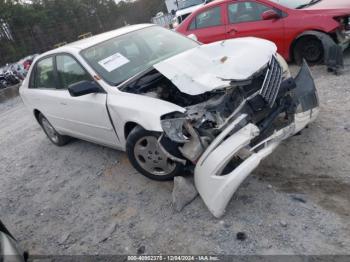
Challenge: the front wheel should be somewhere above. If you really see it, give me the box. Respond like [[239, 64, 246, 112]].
[[126, 126, 183, 181]]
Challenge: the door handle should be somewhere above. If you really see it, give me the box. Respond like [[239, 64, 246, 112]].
[[227, 28, 238, 34], [60, 102, 67, 106]]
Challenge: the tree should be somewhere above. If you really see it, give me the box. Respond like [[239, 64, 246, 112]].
[[0, 0, 166, 65]]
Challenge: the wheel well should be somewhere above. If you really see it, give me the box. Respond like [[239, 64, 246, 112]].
[[290, 31, 327, 62], [33, 109, 41, 123], [124, 122, 139, 140]]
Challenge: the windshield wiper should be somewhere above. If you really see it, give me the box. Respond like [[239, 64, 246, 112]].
[[296, 0, 321, 9]]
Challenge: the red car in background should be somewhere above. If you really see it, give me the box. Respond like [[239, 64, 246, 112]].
[[176, 0, 350, 64]]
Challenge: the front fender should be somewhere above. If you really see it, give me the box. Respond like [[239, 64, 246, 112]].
[[107, 92, 185, 147]]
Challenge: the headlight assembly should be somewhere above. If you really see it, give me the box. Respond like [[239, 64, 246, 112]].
[[161, 118, 189, 143], [276, 53, 291, 79]]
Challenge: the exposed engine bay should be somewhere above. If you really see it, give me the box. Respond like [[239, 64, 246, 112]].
[[121, 40, 319, 218], [122, 55, 298, 165], [121, 68, 219, 107]]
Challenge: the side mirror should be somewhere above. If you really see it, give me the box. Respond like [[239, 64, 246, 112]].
[[262, 10, 280, 20], [188, 34, 198, 41], [68, 81, 100, 97]]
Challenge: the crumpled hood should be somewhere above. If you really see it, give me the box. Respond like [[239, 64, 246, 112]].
[[153, 37, 277, 96]]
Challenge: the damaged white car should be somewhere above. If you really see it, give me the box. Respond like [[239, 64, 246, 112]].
[[20, 24, 319, 217]]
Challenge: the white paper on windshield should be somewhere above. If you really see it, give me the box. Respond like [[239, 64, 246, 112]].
[[98, 53, 130, 72]]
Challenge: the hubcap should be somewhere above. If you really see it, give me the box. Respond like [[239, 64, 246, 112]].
[[134, 136, 176, 176], [302, 42, 322, 62], [42, 118, 59, 143]]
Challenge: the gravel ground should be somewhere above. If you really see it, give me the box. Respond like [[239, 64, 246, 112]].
[[1, 51, 350, 255]]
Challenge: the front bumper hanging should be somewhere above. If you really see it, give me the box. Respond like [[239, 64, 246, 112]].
[[194, 61, 320, 218]]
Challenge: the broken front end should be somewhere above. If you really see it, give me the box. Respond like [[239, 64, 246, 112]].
[[159, 57, 319, 218]]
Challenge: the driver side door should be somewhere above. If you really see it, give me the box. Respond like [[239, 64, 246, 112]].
[[53, 54, 120, 147]]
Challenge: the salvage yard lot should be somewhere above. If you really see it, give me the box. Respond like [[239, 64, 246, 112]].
[[1, 51, 350, 255]]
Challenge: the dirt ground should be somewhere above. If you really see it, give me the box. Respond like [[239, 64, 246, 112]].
[[1, 51, 350, 255]]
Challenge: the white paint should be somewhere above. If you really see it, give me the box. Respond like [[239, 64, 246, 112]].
[[0, 232, 24, 259], [19, 24, 186, 151], [19, 25, 319, 219], [194, 108, 319, 218], [154, 37, 277, 95]]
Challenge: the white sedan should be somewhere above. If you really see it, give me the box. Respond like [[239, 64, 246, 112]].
[[20, 24, 319, 217]]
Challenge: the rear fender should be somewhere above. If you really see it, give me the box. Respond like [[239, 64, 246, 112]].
[[296, 31, 344, 72]]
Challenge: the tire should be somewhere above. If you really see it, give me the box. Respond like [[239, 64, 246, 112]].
[[294, 36, 324, 65], [126, 126, 183, 181], [38, 113, 70, 146]]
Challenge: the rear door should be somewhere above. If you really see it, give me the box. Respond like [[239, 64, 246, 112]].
[[186, 4, 227, 43], [25, 54, 119, 147], [24, 56, 61, 126], [224, 0, 285, 53]]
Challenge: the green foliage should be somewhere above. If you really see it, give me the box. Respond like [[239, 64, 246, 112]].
[[0, 0, 167, 65]]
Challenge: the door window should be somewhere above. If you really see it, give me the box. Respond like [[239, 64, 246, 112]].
[[56, 55, 92, 89], [189, 6, 222, 29], [228, 2, 270, 24], [33, 57, 56, 89]]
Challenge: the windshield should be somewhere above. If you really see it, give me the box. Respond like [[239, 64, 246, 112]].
[[81, 26, 198, 86], [177, 0, 204, 10], [269, 0, 321, 9]]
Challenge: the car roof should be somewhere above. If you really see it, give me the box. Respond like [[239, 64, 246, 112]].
[[205, 0, 225, 6], [40, 24, 154, 57], [200, 0, 275, 9]]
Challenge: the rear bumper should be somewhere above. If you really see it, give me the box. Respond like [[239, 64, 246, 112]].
[[194, 62, 320, 218]]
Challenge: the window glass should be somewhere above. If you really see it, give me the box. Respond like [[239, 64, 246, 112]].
[[81, 26, 198, 86], [121, 42, 141, 57], [194, 6, 222, 29], [228, 2, 270, 24], [189, 19, 196, 30], [29, 69, 35, 88], [56, 55, 92, 89], [34, 57, 56, 89]]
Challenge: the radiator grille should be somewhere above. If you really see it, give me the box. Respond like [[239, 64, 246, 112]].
[[259, 56, 283, 107]]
